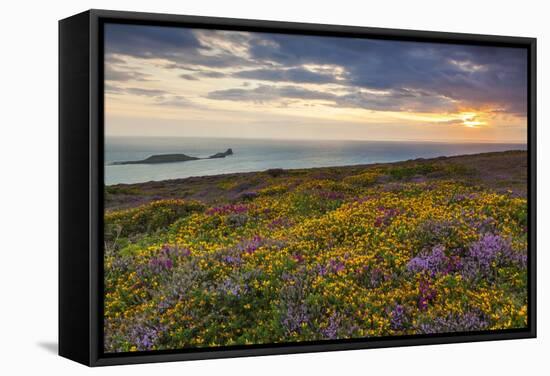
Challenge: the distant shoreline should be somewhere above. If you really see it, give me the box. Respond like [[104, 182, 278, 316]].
[[105, 135, 527, 146], [105, 149, 526, 189]]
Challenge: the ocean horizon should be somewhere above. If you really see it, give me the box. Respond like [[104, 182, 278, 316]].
[[104, 137, 526, 185]]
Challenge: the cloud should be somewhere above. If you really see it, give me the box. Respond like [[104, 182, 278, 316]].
[[104, 83, 125, 94], [200, 71, 227, 78], [105, 24, 254, 68], [233, 67, 339, 84], [104, 23, 203, 59], [179, 74, 199, 81], [164, 63, 202, 71], [106, 83, 195, 108], [435, 118, 466, 125], [105, 23, 528, 117], [125, 87, 170, 97], [244, 34, 527, 115], [206, 84, 456, 112], [105, 65, 151, 82], [105, 84, 168, 98], [178, 70, 227, 81], [105, 54, 127, 64], [207, 85, 330, 103], [155, 95, 194, 107]]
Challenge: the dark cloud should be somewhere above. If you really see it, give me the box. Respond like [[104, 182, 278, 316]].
[[180, 74, 199, 81], [179, 70, 227, 81], [105, 24, 203, 58], [200, 71, 227, 78], [234, 67, 339, 84], [125, 87, 170, 97]]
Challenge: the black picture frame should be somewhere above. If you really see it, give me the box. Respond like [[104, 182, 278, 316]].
[[59, 9, 537, 367]]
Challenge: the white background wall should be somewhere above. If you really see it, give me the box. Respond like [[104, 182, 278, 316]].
[[1, 0, 547, 374]]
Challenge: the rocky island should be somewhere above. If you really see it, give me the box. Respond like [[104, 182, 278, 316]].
[[112, 148, 233, 165], [208, 148, 233, 159]]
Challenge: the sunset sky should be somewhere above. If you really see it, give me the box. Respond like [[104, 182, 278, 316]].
[[104, 23, 527, 143]]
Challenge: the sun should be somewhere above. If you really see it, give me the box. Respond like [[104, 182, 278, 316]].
[[459, 112, 486, 128], [463, 119, 485, 128]]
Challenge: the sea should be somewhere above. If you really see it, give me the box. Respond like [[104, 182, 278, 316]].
[[104, 137, 526, 185]]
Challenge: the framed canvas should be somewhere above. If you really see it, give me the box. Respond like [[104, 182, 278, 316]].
[[59, 9, 537, 366]]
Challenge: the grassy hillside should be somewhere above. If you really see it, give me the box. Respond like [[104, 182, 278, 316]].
[[103, 150, 528, 352]]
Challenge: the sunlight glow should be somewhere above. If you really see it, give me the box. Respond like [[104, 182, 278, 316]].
[[459, 112, 487, 128]]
